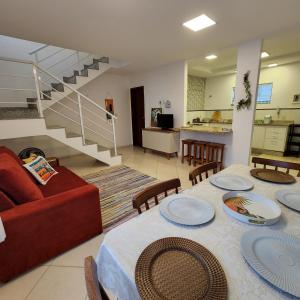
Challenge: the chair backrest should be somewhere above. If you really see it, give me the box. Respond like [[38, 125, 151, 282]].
[[84, 256, 109, 300], [252, 157, 300, 177], [132, 178, 181, 214], [189, 162, 219, 186]]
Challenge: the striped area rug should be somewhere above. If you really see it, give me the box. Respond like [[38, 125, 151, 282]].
[[84, 165, 159, 231]]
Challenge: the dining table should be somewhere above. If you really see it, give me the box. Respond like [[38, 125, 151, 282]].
[[95, 164, 300, 300]]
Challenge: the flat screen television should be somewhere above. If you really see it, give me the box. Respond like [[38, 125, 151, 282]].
[[157, 114, 174, 129]]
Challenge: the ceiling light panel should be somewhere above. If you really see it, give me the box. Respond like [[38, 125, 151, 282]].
[[261, 52, 270, 58], [268, 63, 278, 67], [205, 54, 218, 60], [183, 14, 216, 32]]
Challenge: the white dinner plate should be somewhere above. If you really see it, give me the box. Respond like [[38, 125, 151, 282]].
[[159, 194, 215, 225], [223, 191, 281, 225], [241, 229, 300, 298], [209, 174, 254, 191], [276, 189, 300, 212]]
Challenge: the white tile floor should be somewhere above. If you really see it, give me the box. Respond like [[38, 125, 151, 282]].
[[1, 146, 299, 300]]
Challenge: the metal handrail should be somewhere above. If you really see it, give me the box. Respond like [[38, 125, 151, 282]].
[[37, 48, 66, 64], [29, 44, 48, 55], [36, 64, 116, 119], [0, 74, 33, 79], [56, 53, 91, 76], [0, 56, 33, 65], [0, 56, 117, 155], [40, 81, 113, 138], [0, 87, 35, 92], [46, 107, 114, 143], [46, 51, 77, 70]]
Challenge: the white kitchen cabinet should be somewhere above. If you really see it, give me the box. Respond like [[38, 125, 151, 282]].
[[252, 125, 288, 152], [264, 126, 288, 152], [252, 126, 266, 149]]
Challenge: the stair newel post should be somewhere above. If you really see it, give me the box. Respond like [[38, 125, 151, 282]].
[[77, 94, 86, 145], [112, 117, 117, 156], [32, 65, 44, 118]]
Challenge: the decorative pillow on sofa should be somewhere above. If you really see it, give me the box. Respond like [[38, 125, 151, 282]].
[[0, 153, 43, 204], [23, 156, 58, 185]]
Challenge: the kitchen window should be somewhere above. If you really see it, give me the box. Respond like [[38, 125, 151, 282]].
[[231, 83, 273, 104]]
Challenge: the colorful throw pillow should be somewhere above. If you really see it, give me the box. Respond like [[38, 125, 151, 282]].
[[0, 153, 43, 204], [23, 156, 58, 185]]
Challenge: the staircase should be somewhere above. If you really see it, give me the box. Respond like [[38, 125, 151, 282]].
[[0, 45, 122, 166]]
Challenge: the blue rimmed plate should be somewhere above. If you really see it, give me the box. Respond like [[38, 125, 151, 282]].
[[159, 194, 214, 225], [241, 229, 300, 298], [209, 174, 254, 191], [276, 189, 300, 212]]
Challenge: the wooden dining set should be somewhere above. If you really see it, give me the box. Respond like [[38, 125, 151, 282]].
[[84, 156, 300, 300], [181, 138, 225, 169]]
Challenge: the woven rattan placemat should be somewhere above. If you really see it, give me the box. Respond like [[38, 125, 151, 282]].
[[250, 168, 296, 184], [135, 237, 227, 300]]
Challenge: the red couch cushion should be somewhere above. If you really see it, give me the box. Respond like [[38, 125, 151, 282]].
[[0, 146, 23, 166], [0, 190, 15, 212], [39, 166, 87, 197], [0, 153, 43, 204]]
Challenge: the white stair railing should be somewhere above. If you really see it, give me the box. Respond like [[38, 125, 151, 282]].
[[29, 44, 96, 82], [0, 56, 117, 156]]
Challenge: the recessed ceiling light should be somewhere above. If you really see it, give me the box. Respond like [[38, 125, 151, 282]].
[[261, 52, 270, 58], [183, 14, 216, 32], [205, 54, 218, 60], [268, 63, 278, 67]]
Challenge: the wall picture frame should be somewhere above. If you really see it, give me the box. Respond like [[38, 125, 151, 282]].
[[151, 107, 162, 127], [105, 98, 114, 119]]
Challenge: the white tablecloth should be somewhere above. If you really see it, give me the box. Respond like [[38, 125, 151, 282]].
[[0, 217, 6, 243], [96, 164, 300, 300]]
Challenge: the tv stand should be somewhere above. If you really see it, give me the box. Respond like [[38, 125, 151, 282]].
[[142, 128, 180, 159]]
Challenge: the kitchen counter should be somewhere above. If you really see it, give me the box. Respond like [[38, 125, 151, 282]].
[[181, 126, 232, 134], [254, 120, 293, 126], [191, 120, 294, 126]]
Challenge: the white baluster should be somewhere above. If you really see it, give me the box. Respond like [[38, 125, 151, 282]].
[[112, 118, 117, 156], [77, 94, 86, 145], [32, 65, 44, 118]]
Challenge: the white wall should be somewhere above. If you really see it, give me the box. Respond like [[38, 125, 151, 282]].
[[130, 61, 187, 128], [204, 74, 236, 110]]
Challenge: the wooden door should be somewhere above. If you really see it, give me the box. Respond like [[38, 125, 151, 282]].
[[130, 86, 145, 146]]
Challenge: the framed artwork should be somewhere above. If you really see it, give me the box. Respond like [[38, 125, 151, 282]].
[[151, 107, 162, 127], [105, 98, 114, 119]]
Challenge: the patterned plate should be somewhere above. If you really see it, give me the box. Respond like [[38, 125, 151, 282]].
[[135, 237, 227, 300], [241, 229, 300, 298], [209, 174, 254, 191], [223, 191, 281, 225], [250, 168, 296, 184]]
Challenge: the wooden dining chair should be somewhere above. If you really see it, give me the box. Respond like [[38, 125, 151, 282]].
[[252, 157, 300, 177], [84, 256, 110, 300], [189, 162, 219, 186], [132, 178, 181, 214]]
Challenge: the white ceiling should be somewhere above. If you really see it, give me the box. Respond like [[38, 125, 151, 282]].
[[1, 0, 300, 73]]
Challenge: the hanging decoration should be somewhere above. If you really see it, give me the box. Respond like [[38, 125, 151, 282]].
[[237, 71, 252, 111]]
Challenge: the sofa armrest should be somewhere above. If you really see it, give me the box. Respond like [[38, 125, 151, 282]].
[[0, 184, 102, 282]]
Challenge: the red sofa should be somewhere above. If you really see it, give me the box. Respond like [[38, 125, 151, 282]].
[[0, 146, 102, 282]]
